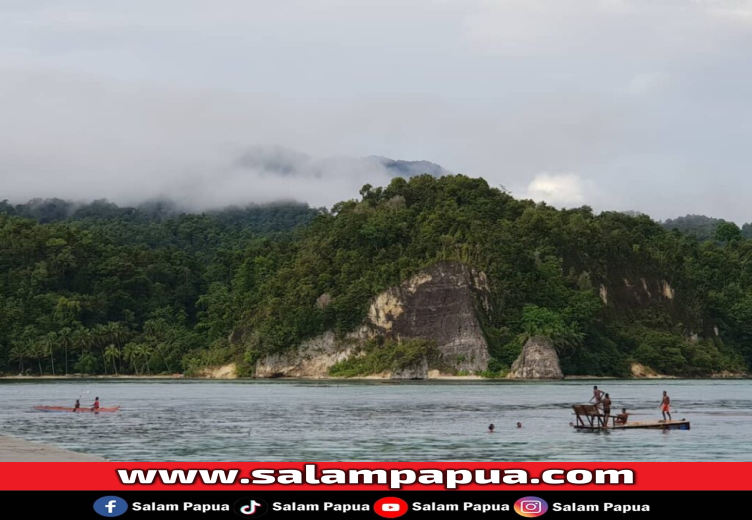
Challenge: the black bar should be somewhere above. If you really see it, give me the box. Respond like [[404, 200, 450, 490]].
[[5, 490, 737, 518]]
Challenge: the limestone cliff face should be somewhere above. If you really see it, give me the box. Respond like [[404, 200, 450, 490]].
[[367, 261, 491, 373], [254, 261, 492, 378], [508, 336, 564, 380]]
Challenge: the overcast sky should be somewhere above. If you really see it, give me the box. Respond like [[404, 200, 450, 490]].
[[2, 1, 752, 221]]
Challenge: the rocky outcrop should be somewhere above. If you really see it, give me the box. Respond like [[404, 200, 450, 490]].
[[508, 336, 563, 379], [630, 362, 660, 378], [197, 363, 238, 379], [368, 261, 491, 373], [390, 356, 429, 380], [253, 261, 492, 378], [255, 330, 368, 378]]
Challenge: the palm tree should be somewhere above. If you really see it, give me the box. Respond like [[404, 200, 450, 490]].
[[104, 344, 120, 375], [107, 322, 130, 371], [154, 342, 173, 373], [28, 340, 44, 375], [136, 344, 154, 375], [106, 322, 129, 347], [73, 328, 94, 356], [9, 345, 28, 374], [92, 323, 111, 349], [57, 327, 73, 375], [43, 332, 58, 376], [72, 327, 96, 374], [123, 343, 140, 375]]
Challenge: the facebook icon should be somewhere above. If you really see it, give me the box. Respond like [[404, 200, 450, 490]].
[[93, 496, 129, 517]]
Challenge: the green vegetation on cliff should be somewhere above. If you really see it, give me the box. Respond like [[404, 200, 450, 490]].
[[2, 176, 751, 377], [328, 339, 439, 378]]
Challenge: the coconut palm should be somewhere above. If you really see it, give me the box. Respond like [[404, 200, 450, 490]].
[[43, 332, 58, 376], [104, 344, 120, 375], [9, 345, 28, 374], [106, 322, 129, 348], [123, 343, 140, 375], [73, 327, 94, 356], [92, 323, 111, 349], [28, 340, 44, 375], [153, 342, 173, 373], [136, 344, 154, 374], [57, 327, 73, 375]]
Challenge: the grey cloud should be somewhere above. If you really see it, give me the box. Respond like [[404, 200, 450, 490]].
[[2, 1, 752, 222]]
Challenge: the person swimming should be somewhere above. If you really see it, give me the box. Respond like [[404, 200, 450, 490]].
[[516, 422, 522, 428], [488, 424, 495, 433]]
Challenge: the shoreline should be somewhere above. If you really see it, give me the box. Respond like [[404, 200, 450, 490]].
[[1, 373, 748, 381], [0, 434, 105, 462], [0, 374, 185, 380]]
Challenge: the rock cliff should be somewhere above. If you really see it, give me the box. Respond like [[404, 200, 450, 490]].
[[508, 336, 564, 380], [254, 330, 368, 378], [367, 261, 491, 373], [254, 261, 492, 378]]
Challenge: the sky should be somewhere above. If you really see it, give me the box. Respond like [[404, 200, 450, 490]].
[[2, 1, 752, 221]]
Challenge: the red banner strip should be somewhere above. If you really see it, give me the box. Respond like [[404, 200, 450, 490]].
[[0, 462, 750, 491]]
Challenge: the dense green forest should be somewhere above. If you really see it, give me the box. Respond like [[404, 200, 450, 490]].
[[661, 214, 752, 242], [0, 199, 317, 376], [2, 176, 752, 377]]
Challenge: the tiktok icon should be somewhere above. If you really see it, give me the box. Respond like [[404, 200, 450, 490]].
[[234, 497, 269, 517]]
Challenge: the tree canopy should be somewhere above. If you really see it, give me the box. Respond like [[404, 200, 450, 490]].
[[1, 177, 750, 377]]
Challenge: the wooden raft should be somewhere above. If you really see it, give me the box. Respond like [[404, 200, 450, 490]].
[[572, 404, 690, 431]]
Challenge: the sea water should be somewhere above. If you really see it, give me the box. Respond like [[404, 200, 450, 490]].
[[0, 379, 749, 461]]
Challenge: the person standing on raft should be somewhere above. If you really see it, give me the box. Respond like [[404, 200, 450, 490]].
[[602, 393, 612, 425], [590, 385, 604, 408], [661, 391, 672, 421]]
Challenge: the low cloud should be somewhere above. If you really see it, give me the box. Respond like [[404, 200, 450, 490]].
[[526, 173, 595, 207]]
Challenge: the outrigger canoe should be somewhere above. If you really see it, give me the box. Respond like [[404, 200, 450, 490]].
[[33, 406, 120, 413]]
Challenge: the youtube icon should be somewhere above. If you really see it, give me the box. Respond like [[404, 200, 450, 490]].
[[374, 497, 409, 518]]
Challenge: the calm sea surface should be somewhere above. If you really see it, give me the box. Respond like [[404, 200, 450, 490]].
[[0, 379, 750, 461]]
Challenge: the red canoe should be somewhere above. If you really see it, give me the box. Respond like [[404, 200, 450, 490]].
[[33, 406, 120, 413]]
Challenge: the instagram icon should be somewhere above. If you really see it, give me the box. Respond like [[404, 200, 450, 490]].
[[514, 496, 549, 517]]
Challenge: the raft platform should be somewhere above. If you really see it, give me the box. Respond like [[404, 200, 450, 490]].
[[572, 404, 690, 431]]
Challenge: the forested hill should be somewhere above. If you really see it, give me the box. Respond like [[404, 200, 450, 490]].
[[0, 200, 318, 376], [2, 176, 751, 378], [661, 214, 752, 242]]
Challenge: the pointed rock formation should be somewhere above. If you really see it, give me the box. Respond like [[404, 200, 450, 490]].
[[508, 336, 564, 379]]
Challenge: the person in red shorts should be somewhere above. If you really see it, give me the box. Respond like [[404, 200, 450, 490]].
[[661, 390, 672, 421]]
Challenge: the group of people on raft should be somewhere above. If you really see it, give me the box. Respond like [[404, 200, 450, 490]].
[[590, 386, 672, 426]]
